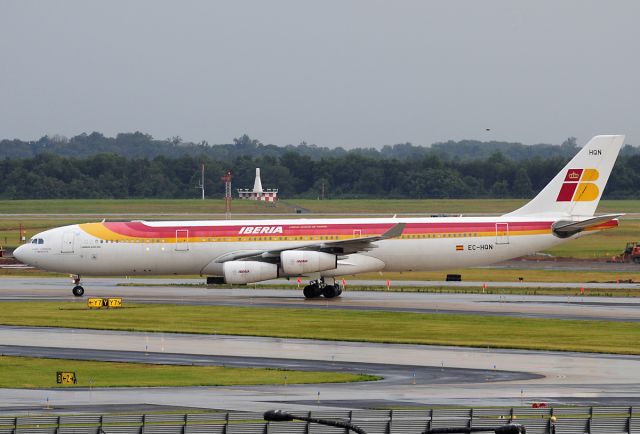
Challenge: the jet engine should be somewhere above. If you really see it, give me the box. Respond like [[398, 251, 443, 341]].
[[280, 250, 337, 275], [223, 261, 278, 284]]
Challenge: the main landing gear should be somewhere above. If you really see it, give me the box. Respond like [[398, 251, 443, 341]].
[[71, 275, 84, 297], [303, 278, 343, 299]]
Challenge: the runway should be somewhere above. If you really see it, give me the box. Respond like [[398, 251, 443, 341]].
[[1, 326, 640, 412], [1, 276, 640, 321]]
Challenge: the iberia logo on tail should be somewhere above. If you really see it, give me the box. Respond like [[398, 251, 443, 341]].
[[556, 168, 600, 202]]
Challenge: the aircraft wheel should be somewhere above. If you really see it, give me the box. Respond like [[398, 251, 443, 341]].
[[72, 285, 85, 297], [303, 285, 316, 299], [322, 285, 338, 298]]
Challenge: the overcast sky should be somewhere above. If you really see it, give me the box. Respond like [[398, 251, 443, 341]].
[[1, 1, 638, 148]]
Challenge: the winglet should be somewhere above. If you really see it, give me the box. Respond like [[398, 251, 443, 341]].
[[381, 222, 405, 239]]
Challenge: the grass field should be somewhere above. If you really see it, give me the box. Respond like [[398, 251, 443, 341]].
[[0, 198, 638, 214], [293, 199, 640, 214], [0, 355, 375, 388], [0, 199, 295, 215], [2, 302, 639, 355]]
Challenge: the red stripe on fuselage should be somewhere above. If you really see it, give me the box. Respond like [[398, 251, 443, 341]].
[[102, 221, 552, 239]]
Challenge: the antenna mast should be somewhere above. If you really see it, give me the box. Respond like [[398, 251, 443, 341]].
[[221, 170, 233, 219]]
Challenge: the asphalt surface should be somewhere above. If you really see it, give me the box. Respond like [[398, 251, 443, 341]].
[[0, 343, 538, 385], [1, 276, 640, 321], [1, 326, 639, 411], [2, 276, 640, 412]]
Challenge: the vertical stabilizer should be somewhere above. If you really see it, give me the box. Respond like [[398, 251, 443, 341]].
[[506, 135, 624, 218]]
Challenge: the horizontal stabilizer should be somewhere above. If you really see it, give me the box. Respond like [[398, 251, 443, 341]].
[[552, 214, 622, 237]]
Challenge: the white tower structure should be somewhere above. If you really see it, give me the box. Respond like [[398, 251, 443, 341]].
[[253, 168, 263, 193], [238, 167, 278, 203]]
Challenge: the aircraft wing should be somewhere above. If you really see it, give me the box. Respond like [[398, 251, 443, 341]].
[[552, 214, 623, 236], [213, 222, 405, 263]]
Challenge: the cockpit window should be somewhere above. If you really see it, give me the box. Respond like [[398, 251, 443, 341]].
[[38, 238, 44, 244], [30, 238, 44, 245]]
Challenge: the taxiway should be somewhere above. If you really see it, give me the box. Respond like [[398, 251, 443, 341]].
[[0, 326, 639, 411], [0, 277, 639, 321]]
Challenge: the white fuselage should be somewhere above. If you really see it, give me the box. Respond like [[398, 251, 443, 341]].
[[14, 216, 595, 278]]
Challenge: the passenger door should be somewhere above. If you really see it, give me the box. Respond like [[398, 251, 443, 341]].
[[495, 223, 509, 245], [61, 232, 75, 253], [175, 229, 189, 251]]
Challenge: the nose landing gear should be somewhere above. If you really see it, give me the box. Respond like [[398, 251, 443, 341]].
[[303, 278, 343, 299], [71, 275, 84, 297]]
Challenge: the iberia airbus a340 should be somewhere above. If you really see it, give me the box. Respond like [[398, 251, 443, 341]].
[[14, 135, 625, 298]]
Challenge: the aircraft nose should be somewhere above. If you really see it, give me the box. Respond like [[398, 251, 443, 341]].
[[13, 244, 28, 264]]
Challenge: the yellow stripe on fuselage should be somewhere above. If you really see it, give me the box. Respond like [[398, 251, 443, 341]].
[[78, 222, 556, 244], [79, 223, 145, 242]]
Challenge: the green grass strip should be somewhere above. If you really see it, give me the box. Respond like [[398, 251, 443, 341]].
[[1, 302, 639, 355], [0, 355, 377, 388]]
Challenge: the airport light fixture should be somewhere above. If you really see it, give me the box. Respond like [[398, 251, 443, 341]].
[[264, 410, 367, 434]]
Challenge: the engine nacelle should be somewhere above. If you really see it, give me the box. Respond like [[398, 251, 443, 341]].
[[280, 250, 337, 275], [223, 261, 278, 284]]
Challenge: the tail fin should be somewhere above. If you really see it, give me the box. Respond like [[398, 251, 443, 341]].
[[506, 135, 625, 218]]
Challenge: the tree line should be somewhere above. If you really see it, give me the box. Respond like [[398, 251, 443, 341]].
[[1, 149, 639, 200], [2, 132, 639, 162]]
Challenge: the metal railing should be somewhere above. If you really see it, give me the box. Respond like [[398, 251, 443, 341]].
[[0, 406, 637, 434]]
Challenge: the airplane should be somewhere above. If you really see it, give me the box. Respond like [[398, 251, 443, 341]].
[[14, 135, 624, 299]]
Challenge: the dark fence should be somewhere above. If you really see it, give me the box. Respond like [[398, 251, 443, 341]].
[[0, 406, 637, 434]]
